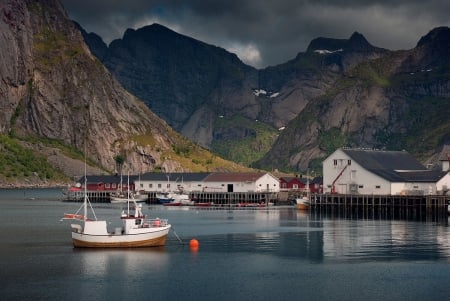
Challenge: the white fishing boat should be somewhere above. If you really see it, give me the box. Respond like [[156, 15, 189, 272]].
[[295, 196, 310, 210], [156, 191, 174, 204], [110, 190, 148, 204], [110, 173, 148, 203], [62, 171, 171, 248], [163, 191, 194, 206], [296, 171, 311, 210]]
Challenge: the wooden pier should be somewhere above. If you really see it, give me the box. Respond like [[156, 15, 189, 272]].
[[64, 190, 113, 203], [147, 191, 279, 206], [309, 193, 449, 220]]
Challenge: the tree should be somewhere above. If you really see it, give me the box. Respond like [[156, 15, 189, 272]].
[[114, 154, 125, 175]]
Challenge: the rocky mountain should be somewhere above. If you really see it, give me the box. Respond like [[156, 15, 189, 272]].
[[257, 26, 450, 172], [0, 0, 247, 186], [80, 21, 401, 171], [85, 22, 449, 174]]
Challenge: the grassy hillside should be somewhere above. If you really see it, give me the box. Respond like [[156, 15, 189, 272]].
[[0, 135, 67, 183], [211, 115, 278, 167]]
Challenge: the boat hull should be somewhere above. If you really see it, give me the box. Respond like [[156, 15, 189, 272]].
[[296, 198, 310, 210], [296, 203, 309, 210], [71, 226, 171, 248]]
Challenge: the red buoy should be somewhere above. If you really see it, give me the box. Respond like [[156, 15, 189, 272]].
[[189, 238, 199, 250]]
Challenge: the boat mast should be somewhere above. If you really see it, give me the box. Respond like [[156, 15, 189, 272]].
[[83, 151, 87, 221], [127, 170, 130, 215]]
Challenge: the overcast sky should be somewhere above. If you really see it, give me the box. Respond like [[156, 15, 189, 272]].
[[61, 0, 450, 68]]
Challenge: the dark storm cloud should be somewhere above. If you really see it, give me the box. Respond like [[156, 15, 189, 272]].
[[61, 0, 450, 68]]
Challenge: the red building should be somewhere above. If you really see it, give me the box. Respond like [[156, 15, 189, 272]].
[[77, 175, 136, 192], [279, 176, 323, 193]]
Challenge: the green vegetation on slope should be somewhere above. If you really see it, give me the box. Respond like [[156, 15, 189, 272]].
[[0, 135, 66, 182], [211, 115, 278, 167], [380, 96, 450, 161]]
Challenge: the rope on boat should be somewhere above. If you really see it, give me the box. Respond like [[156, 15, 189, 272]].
[[171, 227, 184, 244]]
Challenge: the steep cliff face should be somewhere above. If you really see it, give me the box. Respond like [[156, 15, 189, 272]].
[[80, 23, 388, 167], [80, 23, 259, 148], [256, 27, 450, 171], [78, 18, 450, 172], [0, 0, 246, 182]]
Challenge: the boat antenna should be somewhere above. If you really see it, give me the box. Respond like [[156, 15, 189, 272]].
[[84, 144, 88, 220], [127, 169, 130, 215]]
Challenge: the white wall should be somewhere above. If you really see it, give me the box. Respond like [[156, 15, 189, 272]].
[[323, 149, 391, 195], [436, 173, 450, 194], [202, 173, 280, 193]]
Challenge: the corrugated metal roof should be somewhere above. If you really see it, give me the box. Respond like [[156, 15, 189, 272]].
[[396, 170, 448, 182], [140, 172, 211, 182], [204, 172, 268, 182], [80, 175, 126, 184], [341, 148, 443, 182]]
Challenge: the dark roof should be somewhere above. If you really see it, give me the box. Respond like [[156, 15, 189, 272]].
[[279, 176, 305, 183], [311, 176, 323, 184], [80, 175, 125, 184], [140, 172, 211, 182], [204, 172, 268, 182], [396, 170, 448, 182], [341, 148, 442, 182]]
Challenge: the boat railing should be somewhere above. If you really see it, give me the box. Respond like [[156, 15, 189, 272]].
[[143, 218, 169, 227]]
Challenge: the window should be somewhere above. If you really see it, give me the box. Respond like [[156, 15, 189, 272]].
[[293, 184, 298, 189], [358, 185, 364, 188], [112, 183, 116, 188], [105, 183, 110, 188], [167, 183, 170, 188], [158, 184, 161, 188], [148, 184, 153, 188], [375, 185, 380, 189], [333, 159, 337, 166], [348, 160, 351, 165]]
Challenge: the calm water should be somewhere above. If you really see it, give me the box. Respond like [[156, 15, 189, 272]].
[[1, 189, 450, 301]]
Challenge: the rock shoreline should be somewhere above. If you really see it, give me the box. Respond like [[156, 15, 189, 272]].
[[0, 181, 70, 189]]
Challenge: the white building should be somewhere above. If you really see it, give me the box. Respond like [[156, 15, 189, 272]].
[[138, 172, 280, 193], [138, 172, 210, 192], [323, 148, 450, 195], [202, 172, 280, 193]]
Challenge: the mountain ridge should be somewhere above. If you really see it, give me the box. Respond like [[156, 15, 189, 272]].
[[0, 0, 250, 186], [79, 21, 450, 173]]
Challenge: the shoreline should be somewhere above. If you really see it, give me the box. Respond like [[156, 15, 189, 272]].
[[0, 183, 69, 189]]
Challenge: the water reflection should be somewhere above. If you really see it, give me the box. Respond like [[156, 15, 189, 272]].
[[75, 247, 168, 276]]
